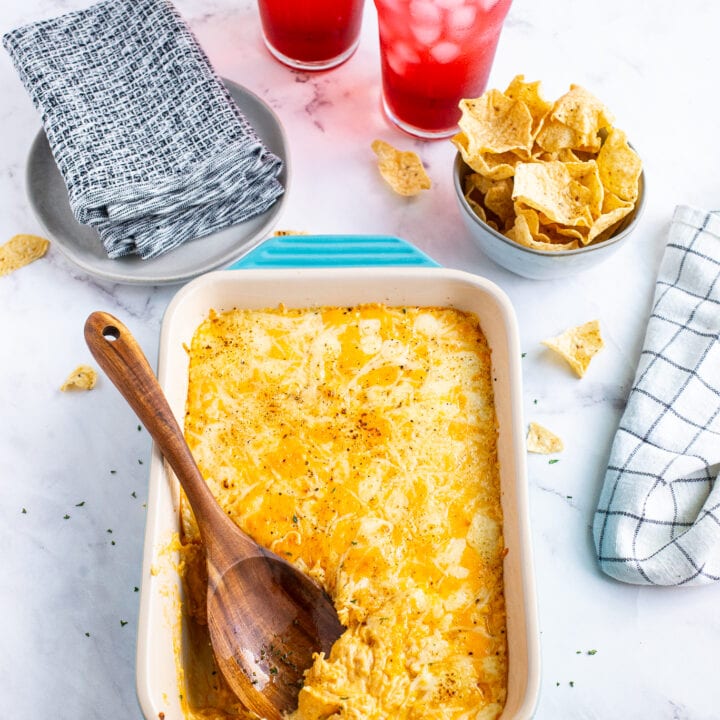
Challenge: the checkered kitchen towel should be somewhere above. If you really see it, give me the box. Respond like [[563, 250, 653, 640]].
[[3, 0, 283, 260], [594, 206, 720, 586]]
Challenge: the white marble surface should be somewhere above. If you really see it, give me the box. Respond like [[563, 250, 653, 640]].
[[1, 0, 719, 718]]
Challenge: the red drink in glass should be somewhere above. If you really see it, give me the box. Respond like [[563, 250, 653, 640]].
[[258, 0, 366, 70], [374, 0, 512, 138]]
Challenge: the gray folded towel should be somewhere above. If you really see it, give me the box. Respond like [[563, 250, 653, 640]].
[[3, 0, 284, 260]]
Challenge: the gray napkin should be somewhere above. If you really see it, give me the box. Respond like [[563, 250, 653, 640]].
[[3, 0, 284, 260], [594, 206, 720, 586]]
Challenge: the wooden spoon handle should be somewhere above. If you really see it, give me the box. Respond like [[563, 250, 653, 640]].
[[84, 311, 227, 529]]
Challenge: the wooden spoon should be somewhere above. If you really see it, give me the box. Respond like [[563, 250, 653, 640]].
[[85, 311, 344, 720]]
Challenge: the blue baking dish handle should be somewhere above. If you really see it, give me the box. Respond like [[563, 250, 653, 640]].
[[228, 234, 440, 269]]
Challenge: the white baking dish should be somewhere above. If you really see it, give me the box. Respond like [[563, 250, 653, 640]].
[[135, 264, 540, 719]]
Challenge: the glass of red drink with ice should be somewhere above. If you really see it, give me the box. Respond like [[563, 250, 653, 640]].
[[257, 0, 366, 70], [374, 0, 512, 138]]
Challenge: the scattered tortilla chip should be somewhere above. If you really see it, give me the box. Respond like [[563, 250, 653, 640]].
[[61, 365, 98, 392], [526, 422, 564, 454], [0, 234, 49, 277], [454, 76, 642, 253], [542, 320, 604, 377], [371, 139, 431, 196]]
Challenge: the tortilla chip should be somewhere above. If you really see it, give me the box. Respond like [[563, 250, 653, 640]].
[[504, 75, 553, 138], [452, 132, 522, 179], [596, 128, 642, 202], [512, 161, 594, 228], [526, 422, 564, 454], [542, 320, 604, 377], [371, 139, 431, 196], [483, 178, 515, 228], [507, 214, 580, 251], [535, 117, 580, 154], [550, 84, 614, 151], [0, 234, 49, 277], [61, 365, 98, 392], [458, 89, 534, 156]]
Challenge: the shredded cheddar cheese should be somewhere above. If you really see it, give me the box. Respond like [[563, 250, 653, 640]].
[[179, 304, 507, 720]]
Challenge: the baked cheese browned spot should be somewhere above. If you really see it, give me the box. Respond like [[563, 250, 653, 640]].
[[179, 304, 507, 720]]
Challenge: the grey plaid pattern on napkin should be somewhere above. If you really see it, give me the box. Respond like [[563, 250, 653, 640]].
[[3, 0, 283, 260], [594, 206, 720, 586]]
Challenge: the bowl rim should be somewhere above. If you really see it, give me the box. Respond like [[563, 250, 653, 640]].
[[453, 152, 646, 258]]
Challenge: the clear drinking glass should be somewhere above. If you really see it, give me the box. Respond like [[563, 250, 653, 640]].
[[374, 0, 512, 138], [258, 0, 366, 71]]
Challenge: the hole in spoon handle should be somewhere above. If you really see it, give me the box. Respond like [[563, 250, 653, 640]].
[[102, 324, 120, 341]]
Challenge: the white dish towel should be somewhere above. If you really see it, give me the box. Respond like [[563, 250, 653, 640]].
[[594, 206, 720, 586]]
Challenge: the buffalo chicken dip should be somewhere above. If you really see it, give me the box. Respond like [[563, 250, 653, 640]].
[[178, 304, 507, 720]]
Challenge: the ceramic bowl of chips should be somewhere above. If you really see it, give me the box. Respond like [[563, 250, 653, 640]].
[[452, 76, 645, 280]]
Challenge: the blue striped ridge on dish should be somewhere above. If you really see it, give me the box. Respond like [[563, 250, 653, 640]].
[[229, 234, 440, 270]]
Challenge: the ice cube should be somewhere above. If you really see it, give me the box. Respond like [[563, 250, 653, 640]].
[[430, 41, 461, 63], [411, 22, 442, 45], [409, 0, 442, 25], [385, 48, 407, 75], [447, 5, 477, 34], [386, 40, 421, 73]]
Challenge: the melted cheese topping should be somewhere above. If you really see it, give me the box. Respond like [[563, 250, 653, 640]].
[[179, 304, 507, 720]]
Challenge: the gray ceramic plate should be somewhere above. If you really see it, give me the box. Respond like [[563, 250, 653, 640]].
[[25, 79, 289, 285]]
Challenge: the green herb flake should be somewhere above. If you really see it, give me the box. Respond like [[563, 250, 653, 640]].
[[587, 649, 598, 655], [549, 458, 560, 465], [569, 681, 575, 687], [137, 425, 142, 431], [110, 470, 117, 474], [85, 632, 90, 637], [131, 491, 137, 498], [521, 352, 527, 358], [120, 620, 128, 627], [134, 587, 139, 592], [292, 514, 298, 524], [75, 501, 85, 507], [63, 514, 70, 520], [21, 508, 27, 514]]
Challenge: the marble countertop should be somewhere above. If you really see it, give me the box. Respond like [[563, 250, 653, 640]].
[[2, 0, 718, 718]]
